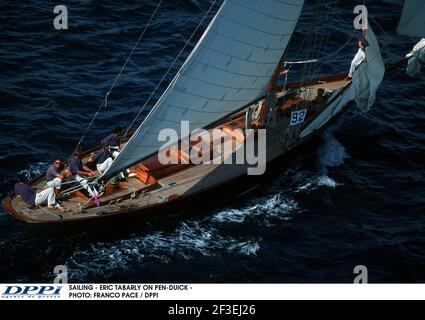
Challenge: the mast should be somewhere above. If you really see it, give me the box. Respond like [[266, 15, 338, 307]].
[[257, 51, 290, 126], [258, 0, 320, 126]]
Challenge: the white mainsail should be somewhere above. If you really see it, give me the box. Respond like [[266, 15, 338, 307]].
[[352, 25, 385, 112], [105, 0, 304, 177], [397, 0, 425, 38]]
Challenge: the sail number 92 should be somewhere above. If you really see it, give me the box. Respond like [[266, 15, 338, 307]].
[[212, 305, 255, 316], [290, 109, 307, 126]]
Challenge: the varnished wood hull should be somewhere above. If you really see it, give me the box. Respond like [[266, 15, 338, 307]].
[[4, 59, 407, 225]]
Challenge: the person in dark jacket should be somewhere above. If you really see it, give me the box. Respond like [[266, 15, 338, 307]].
[[87, 144, 113, 175], [14, 175, 64, 210], [101, 126, 123, 158], [64, 151, 97, 198]]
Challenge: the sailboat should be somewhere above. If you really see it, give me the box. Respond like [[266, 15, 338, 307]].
[[3, 0, 423, 224]]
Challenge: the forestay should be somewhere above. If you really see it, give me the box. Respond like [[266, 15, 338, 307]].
[[104, 0, 305, 178], [352, 25, 385, 113], [397, 0, 425, 38]]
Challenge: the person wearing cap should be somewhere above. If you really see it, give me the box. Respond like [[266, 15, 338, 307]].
[[15, 175, 64, 211], [347, 28, 370, 81], [101, 126, 123, 158]]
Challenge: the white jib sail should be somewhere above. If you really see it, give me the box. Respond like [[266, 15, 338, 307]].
[[397, 0, 425, 38], [105, 0, 305, 177], [352, 25, 385, 113], [406, 38, 425, 77]]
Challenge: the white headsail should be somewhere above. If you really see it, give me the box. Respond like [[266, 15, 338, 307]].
[[384, 0, 425, 76], [399, 0, 425, 77], [392, 1, 425, 77], [352, 25, 385, 112], [105, 0, 304, 177], [397, 0, 425, 38], [406, 38, 425, 77]]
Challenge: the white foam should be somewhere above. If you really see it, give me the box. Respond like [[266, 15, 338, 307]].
[[297, 174, 339, 193], [66, 220, 261, 280], [19, 161, 49, 179], [317, 175, 338, 188], [227, 240, 260, 256], [64, 130, 350, 281], [318, 130, 349, 169], [213, 209, 247, 224], [213, 194, 298, 225]]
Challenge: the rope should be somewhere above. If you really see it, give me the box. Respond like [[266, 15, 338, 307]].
[[67, 179, 112, 211], [59, 175, 97, 186], [58, 175, 99, 197], [78, 182, 110, 211], [370, 17, 403, 62], [299, 0, 321, 98], [72, 0, 164, 154], [285, 2, 353, 69], [123, 0, 218, 138], [320, 33, 355, 61]]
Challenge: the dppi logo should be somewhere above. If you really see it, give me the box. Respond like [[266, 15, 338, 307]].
[[2, 286, 62, 298]]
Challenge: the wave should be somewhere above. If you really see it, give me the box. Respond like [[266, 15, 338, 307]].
[[213, 194, 298, 226], [227, 240, 260, 256], [66, 220, 260, 281], [318, 129, 349, 171], [18, 162, 49, 180], [0, 161, 50, 200], [296, 175, 339, 193]]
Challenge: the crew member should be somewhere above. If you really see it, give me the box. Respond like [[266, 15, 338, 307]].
[[15, 175, 64, 211], [347, 28, 369, 81], [101, 126, 122, 158], [66, 151, 97, 198], [88, 145, 113, 175], [46, 158, 65, 192]]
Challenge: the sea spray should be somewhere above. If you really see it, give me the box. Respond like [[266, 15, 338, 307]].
[[318, 129, 349, 171]]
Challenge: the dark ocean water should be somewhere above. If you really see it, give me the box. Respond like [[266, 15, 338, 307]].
[[0, 0, 424, 283]]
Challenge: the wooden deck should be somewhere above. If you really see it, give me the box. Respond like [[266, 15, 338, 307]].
[[4, 74, 351, 224]]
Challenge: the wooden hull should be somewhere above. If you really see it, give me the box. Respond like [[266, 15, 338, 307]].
[[3, 132, 326, 228], [1, 70, 368, 224]]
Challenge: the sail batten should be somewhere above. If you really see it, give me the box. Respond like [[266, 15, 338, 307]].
[[218, 14, 294, 37], [104, 0, 305, 178], [199, 45, 281, 65], [180, 73, 265, 91]]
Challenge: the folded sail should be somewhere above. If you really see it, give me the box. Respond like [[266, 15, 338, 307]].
[[104, 0, 304, 178], [397, 0, 425, 38], [352, 25, 385, 112]]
